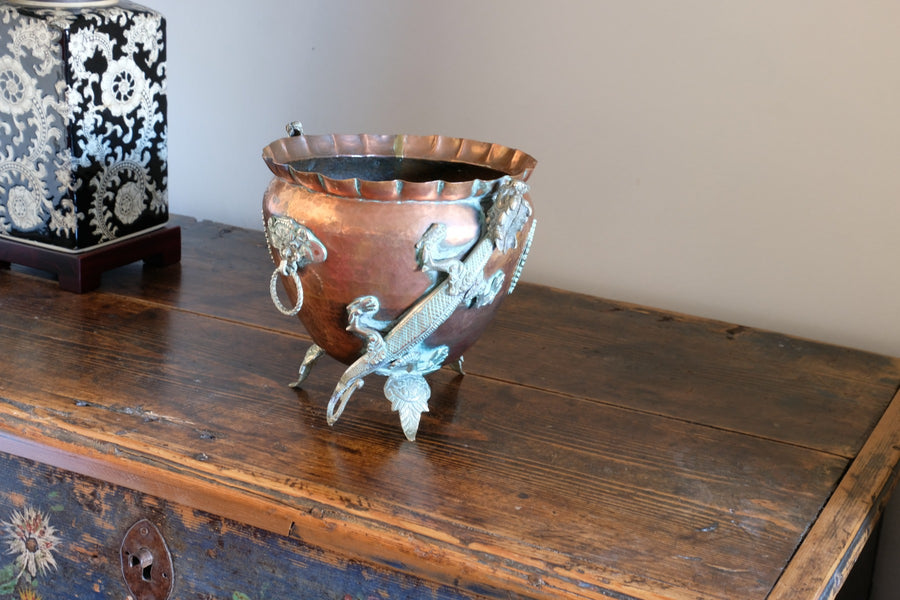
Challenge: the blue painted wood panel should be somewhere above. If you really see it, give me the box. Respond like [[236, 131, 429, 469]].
[[0, 451, 475, 600]]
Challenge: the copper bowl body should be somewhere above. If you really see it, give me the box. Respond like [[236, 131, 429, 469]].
[[261, 131, 536, 440], [262, 133, 537, 365]]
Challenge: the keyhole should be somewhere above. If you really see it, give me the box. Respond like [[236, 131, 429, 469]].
[[130, 548, 154, 581], [121, 519, 173, 600]]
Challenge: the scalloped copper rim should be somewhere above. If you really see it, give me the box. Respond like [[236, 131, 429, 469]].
[[262, 134, 537, 201]]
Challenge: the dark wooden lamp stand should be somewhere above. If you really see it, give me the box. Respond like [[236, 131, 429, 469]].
[[0, 224, 181, 293]]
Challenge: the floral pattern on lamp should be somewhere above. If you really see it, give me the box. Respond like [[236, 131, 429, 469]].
[[0, 0, 167, 252]]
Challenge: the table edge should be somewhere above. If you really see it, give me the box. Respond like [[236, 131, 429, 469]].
[[767, 386, 900, 599]]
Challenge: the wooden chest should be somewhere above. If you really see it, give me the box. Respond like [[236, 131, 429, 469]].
[[0, 216, 898, 600]]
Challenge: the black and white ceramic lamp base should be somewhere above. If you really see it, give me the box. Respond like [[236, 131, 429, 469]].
[[0, 0, 177, 289]]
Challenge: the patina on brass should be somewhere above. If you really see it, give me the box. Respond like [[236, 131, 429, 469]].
[[263, 126, 537, 440]]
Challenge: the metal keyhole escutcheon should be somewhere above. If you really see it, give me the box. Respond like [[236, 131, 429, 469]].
[[121, 519, 174, 600]]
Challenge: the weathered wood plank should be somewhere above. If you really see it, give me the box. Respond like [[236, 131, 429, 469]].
[[768, 388, 900, 600], [0, 282, 849, 599], [99, 215, 294, 332], [87, 217, 900, 458], [470, 287, 900, 458], [1, 217, 898, 599], [0, 451, 476, 600]]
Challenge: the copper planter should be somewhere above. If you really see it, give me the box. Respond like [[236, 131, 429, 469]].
[[262, 125, 537, 440]]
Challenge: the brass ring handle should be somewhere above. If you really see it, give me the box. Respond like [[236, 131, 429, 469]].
[[264, 215, 327, 318], [270, 267, 304, 316]]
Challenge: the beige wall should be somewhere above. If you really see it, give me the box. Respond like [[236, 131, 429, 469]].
[[159, 0, 900, 359], [152, 1, 900, 594]]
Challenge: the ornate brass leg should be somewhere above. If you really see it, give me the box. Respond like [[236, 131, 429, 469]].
[[290, 344, 325, 388]]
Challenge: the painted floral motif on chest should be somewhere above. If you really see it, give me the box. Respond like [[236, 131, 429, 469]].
[[0, 3, 167, 250], [0, 507, 61, 599]]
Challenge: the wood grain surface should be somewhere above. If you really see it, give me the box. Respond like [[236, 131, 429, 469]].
[[1, 215, 898, 600]]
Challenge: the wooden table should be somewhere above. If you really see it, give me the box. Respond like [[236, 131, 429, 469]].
[[0, 216, 898, 600]]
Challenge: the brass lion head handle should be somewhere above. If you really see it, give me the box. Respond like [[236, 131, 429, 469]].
[[265, 215, 327, 316]]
